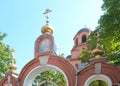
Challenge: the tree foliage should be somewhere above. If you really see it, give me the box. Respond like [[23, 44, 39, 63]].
[[89, 80, 108, 86], [0, 32, 12, 79], [80, 0, 120, 65], [33, 70, 66, 86], [98, 0, 120, 65]]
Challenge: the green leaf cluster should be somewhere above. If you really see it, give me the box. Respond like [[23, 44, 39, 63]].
[[0, 33, 12, 79], [98, 0, 120, 65], [33, 70, 66, 86], [89, 80, 108, 86], [80, 0, 120, 65]]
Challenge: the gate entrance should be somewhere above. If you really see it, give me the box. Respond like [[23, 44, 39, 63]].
[[18, 55, 76, 86], [33, 70, 65, 86], [24, 64, 68, 86]]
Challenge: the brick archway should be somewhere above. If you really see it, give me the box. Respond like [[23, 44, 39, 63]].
[[77, 57, 120, 86], [19, 54, 76, 86], [23, 65, 69, 86]]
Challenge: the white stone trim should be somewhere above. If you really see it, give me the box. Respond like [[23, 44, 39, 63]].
[[23, 64, 69, 86], [95, 63, 101, 74], [84, 74, 112, 86], [39, 55, 49, 65]]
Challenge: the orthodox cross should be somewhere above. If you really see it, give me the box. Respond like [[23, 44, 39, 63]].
[[43, 9, 52, 25]]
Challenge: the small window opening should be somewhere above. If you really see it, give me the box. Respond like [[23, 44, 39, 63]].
[[82, 35, 86, 43]]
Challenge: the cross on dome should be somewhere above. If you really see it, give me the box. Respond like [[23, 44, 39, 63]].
[[43, 9, 52, 25], [41, 9, 53, 34]]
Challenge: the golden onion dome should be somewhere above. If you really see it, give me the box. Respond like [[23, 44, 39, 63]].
[[8, 63, 17, 71], [41, 25, 53, 34], [9, 49, 17, 72], [92, 49, 104, 58]]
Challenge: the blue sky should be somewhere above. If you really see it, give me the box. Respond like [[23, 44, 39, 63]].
[[0, 0, 103, 73]]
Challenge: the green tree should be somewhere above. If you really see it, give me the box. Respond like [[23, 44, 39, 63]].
[[89, 80, 108, 86], [0, 32, 12, 79], [33, 70, 66, 86], [80, 0, 120, 65], [97, 0, 120, 65], [78, 49, 92, 63]]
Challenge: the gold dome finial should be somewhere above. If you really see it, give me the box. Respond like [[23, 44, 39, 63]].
[[41, 9, 53, 34], [8, 49, 17, 72], [92, 29, 104, 58]]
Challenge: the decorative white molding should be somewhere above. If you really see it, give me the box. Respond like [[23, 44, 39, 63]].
[[84, 74, 112, 86], [39, 55, 49, 65], [95, 63, 101, 74]]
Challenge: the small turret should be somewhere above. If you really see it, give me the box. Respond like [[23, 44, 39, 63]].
[[8, 49, 17, 72]]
